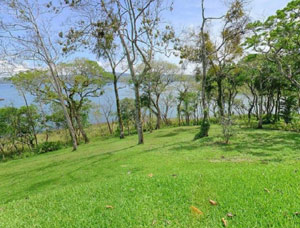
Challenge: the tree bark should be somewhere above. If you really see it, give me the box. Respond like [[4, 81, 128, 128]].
[[118, 32, 144, 144], [112, 70, 125, 139], [198, 0, 210, 138], [105, 116, 113, 135], [133, 82, 144, 144], [155, 100, 162, 129], [49, 63, 78, 150], [258, 95, 263, 129], [20, 90, 38, 147], [74, 108, 89, 143], [274, 88, 281, 122], [217, 78, 225, 118], [177, 102, 182, 126]]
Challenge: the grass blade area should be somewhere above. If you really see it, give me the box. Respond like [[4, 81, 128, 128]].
[[0, 125, 299, 227]]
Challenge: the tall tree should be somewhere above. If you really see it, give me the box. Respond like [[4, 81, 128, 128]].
[[178, 0, 248, 139], [0, 0, 78, 150], [141, 61, 178, 129], [63, 0, 174, 144], [11, 59, 109, 143], [246, 0, 300, 88]]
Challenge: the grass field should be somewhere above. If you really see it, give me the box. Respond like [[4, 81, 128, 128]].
[[0, 125, 299, 227]]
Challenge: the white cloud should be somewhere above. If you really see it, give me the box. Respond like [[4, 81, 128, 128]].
[[0, 61, 28, 77]]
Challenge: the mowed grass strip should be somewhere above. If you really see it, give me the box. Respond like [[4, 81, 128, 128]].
[[0, 125, 299, 227]]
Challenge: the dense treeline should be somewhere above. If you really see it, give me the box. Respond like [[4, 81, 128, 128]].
[[1, 0, 300, 159]]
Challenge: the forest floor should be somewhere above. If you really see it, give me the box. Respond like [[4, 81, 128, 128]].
[[0, 125, 299, 227]]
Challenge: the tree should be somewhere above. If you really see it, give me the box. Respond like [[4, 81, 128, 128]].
[[0, 105, 40, 156], [174, 74, 198, 126], [63, 0, 174, 144], [0, 0, 78, 150], [11, 59, 109, 143], [101, 96, 116, 135], [161, 92, 176, 125], [58, 1, 128, 140], [57, 59, 111, 143], [101, 0, 174, 144], [141, 61, 178, 129], [120, 98, 136, 135], [247, 1, 300, 87], [177, 0, 248, 139]]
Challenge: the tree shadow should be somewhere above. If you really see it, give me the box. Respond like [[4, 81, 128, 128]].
[[168, 128, 300, 162], [154, 127, 196, 138]]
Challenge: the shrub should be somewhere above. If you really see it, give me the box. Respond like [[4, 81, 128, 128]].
[[194, 119, 210, 139], [220, 116, 234, 144], [34, 141, 64, 154]]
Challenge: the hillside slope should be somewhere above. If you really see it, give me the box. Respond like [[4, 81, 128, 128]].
[[0, 126, 299, 227]]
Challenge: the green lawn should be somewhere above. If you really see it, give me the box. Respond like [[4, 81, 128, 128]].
[[0, 125, 299, 227]]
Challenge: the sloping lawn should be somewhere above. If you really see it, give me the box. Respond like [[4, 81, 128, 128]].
[[0, 125, 299, 227]]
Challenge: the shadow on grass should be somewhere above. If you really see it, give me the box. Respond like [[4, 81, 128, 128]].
[[154, 127, 197, 138], [168, 128, 300, 162]]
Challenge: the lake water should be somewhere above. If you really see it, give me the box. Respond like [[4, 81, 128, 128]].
[[0, 83, 249, 123], [0, 83, 135, 123]]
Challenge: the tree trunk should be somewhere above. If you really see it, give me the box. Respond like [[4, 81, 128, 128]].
[[105, 117, 113, 135], [177, 102, 182, 126], [74, 108, 89, 143], [248, 101, 254, 124], [34, 21, 78, 150], [197, 0, 210, 138], [156, 105, 161, 129], [38, 100, 49, 142], [48, 63, 78, 150], [134, 82, 144, 144], [258, 94, 263, 129], [217, 78, 225, 118], [20, 90, 38, 147], [274, 88, 281, 122], [149, 109, 153, 133], [118, 32, 144, 144], [113, 71, 125, 139]]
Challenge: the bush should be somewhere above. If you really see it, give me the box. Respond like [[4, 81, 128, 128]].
[[194, 119, 210, 139], [220, 116, 234, 144], [34, 141, 64, 154]]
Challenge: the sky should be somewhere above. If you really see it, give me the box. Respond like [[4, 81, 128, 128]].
[[168, 0, 291, 27], [0, 0, 293, 76], [155, 0, 291, 73]]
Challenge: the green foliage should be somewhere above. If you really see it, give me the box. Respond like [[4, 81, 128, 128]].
[[0, 105, 40, 155], [34, 141, 64, 154], [220, 116, 234, 144], [120, 98, 136, 133], [280, 95, 298, 124], [194, 118, 210, 139]]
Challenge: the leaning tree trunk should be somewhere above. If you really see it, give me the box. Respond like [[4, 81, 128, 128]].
[[104, 115, 113, 135], [113, 71, 125, 139], [20, 90, 38, 147], [74, 108, 89, 144], [48, 63, 78, 151], [35, 23, 78, 150]]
